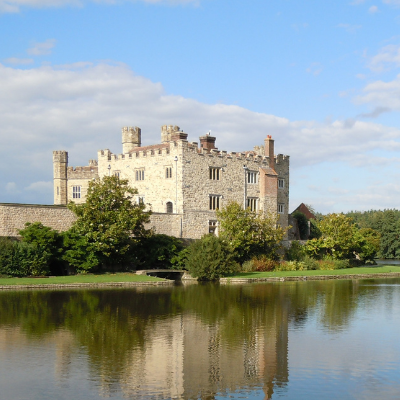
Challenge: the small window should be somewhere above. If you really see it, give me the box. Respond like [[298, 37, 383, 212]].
[[209, 167, 220, 180], [209, 195, 221, 210], [137, 196, 145, 205], [166, 201, 173, 213], [165, 167, 172, 179], [114, 171, 120, 179], [278, 179, 284, 189], [72, 186, 81, 199], [135, 169, 145, 181], [247, 171, 257, 184], [209, 220, 218, 235], [278, 203, 284, 214], [246, 198, 258, 212], [57, 186, 59, 196]]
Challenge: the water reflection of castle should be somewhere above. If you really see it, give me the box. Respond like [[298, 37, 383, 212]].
[[0, 287, 290, 399], [120, 307, 289, 399]]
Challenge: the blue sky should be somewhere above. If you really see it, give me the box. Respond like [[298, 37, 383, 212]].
[[1, 0, 400, 213]]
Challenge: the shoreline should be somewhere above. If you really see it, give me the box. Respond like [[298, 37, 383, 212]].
[[0, 280, 174, 290], [220, 272, 400, 284], [2, 271, 400, 289]]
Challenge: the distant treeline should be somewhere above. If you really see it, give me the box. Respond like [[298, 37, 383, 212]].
[[345, 209, 400, 259]]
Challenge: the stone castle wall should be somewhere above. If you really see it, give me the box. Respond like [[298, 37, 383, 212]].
[[0, 203, 77, 237], [0, 203, 183, 239]]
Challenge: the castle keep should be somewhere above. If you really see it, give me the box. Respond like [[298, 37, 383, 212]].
[[53, 125, 290, 239]]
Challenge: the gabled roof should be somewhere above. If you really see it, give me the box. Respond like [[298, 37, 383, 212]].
[[291, 203, 316, 220]]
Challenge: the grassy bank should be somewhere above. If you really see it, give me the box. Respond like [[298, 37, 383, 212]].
[[228, 266, 400, 279], [0, 273, 165, 286]]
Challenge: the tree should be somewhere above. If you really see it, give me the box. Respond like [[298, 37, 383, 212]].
[[63, 176, 151, 272], [216, 201, 288, 264], [132, 233, 184, 269], [0, 237, 50, 277], [379, 211, 400, 259], [292, 211, 309, 240], [304, 213, 380, 263], [18, 222, 64, 275], [185, 234, 238, 280], [345, 209, 400, 259]]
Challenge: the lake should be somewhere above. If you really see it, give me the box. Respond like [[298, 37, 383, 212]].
[[1, 278, 400, 399]]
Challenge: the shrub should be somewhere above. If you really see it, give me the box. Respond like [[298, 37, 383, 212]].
[[185, 235, 239, 281], [251, 256, 278, 272], [133, 234, 184, 270], [170, 248, 190, 270], [0, 238, 50, 277], [276, 257, 349, 272], [285, 241, 306, 261], [275, 261, 306, 271], [19, 222, 64, 275]]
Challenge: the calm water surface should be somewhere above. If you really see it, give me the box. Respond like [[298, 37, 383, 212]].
[[1, 278, 400, 399]]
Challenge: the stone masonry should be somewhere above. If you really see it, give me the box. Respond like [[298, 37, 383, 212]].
[[0, 203, 77, 237], [52, 125, 290, 239]]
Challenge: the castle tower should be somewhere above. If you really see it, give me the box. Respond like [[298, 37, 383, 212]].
[[122, 126, 141, 153], [161, 125, 180, 143], [53, 150, 68, 205]]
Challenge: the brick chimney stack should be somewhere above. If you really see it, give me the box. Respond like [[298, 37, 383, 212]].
[[199, 134, 216, 152], [264, 135, 275, 170]]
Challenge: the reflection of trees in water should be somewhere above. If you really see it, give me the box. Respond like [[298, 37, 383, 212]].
[[0, 279, 396, 398]]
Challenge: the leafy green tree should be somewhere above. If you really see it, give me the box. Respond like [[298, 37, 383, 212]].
[[185, 234, 239, 280], [355, 227, 381, 263], [18, 222, 64, 275], [379, 210, 400, 259], [345, 209, 400, 259], [305, 213, 380, 263], [305, 214, 356, 260], [0, 238, 50, 277], [216, 201, 288, 263], [63, 176, 151, 272], [292, 211, 309, 240], [132, 234, 184, 269]]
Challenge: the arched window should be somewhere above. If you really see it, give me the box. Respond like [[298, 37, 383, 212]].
[[166, 202, 173, 214]]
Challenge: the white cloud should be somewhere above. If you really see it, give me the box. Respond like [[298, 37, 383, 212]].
[[27, 39, 56, 56], [0, 0, 198, 13], [355, 73, 400, 110], [3, 57, 34, 65], [369, 5, 379, 13], [368, 44, 400, 72]]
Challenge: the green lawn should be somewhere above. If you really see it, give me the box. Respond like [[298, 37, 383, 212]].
[[0, 273, 165, 286], [228, 266, 400, 279]]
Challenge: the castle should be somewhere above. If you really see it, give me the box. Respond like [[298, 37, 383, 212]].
[[53, 125, 290, 239]]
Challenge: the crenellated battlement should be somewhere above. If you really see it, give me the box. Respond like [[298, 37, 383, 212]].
[[67, 165, 98, 180], [122, 126, 141, 153], [53, 150, 68, 163], [161, 124, 181, 143]]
